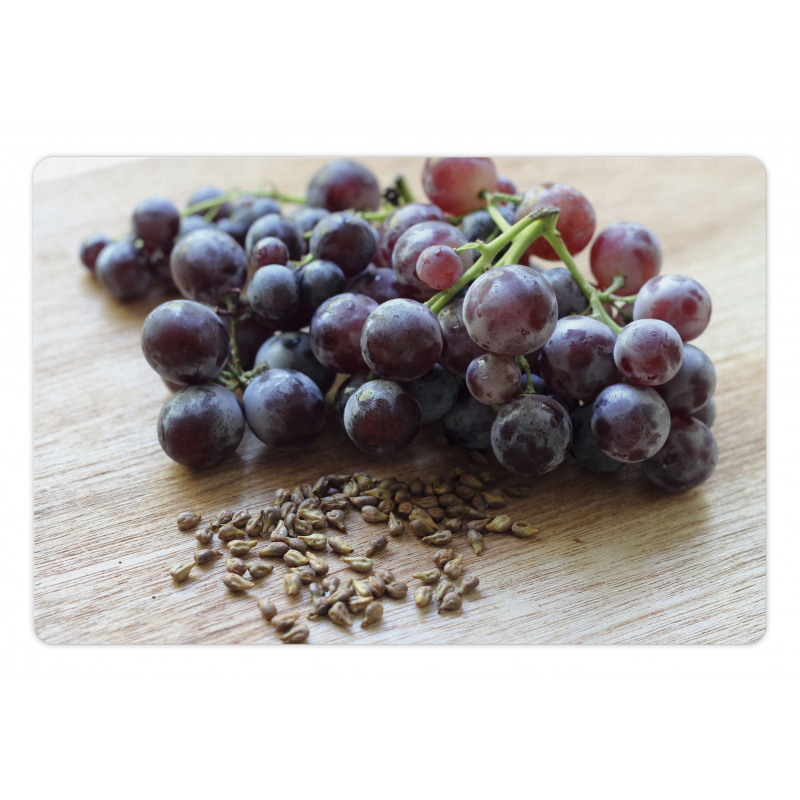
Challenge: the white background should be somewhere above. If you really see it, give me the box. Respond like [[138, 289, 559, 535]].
[[7, 2, 794, 798]]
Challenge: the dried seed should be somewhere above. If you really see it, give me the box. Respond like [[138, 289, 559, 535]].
[[438, 591, 463, 613], [353, 579, 374, 598], [292, 565, 317, 585], [470, 492, 488, 510], [408, 477, 424, 496], [223, 573, 254, 592], [479, 471, 496, 485], [217, 524, 244, 543], [228, 539, 258, 557], [212, 509, 233, 529], [279, 501, 297, 519], [247, 560, 274, 580], [384, 581, 408, 599], [432, 548, 455, 569], [416, 495, 440, 510], [354, 473, 374, 492], [271, 611, 301, 632], [298, 507, 327, 528], [341, 556, 373, 574], [366, 486, 392, 502], [347, 595, 374, 614], [468, 450, 489, 465], [194, 548, 220, 565], [274, 488, 291, 505], [305, 551, 329, 576], [465, 518, 489, 533], [365, 535, 388, 557], [176, 511, 201, 531], [286, 537, 308, 554], [504, 484, 531, 498], [284, 572, 303, 596], [394, 488, 412, 503], [445, 502, 470, 516], [387, 512, 405, 537], [350, 495, 379, 510], [328, 536, 354, 555], [290, 487, 304, 506], [367, 575, 386, 598], [169, 561, 194, 583], [434, 580, 455, 603], [280, 623, 309, 644], [467, 529, 485, 556], [373, 568, 396, 585], [328, 578, 354, 605], [455, 485, 476, 501], [459, 575, 480, 595], [325, 509, 347, 531], [361, 601, 383, 628], [415, 586, 434, 608], [298, 533, 328, 551], [361, 505, 388, 524], [485, 514, 512, 533], [438, 493, 459, 508], [343, 478, 359, 497], [412, 568, 441, 585], [395, 501, 414, 518], [270, 520, 290, 542], [258, 598, 277, 620], [283, 550, 309, 567], [328, 601, 353, 627], [321, 576, 339, 594], [196, 525, 214, 545], [466, 508, 488, 520], [409, 519, 436, 539], [283, 513, 296, 536], [226, 557, 247, 576], [230, 510, 251, 529], [443, 517, 462, 533], [311, 475, 329, 496], [459, 473, 484, 490], [481, 493, 506, 510], [421, 531, 453, 546], [511, 522, 541, 539], [443, 554, 465, 580], [245, 510, 266, 537], [377, 499, 395, 515], [292, 516, 314, 537], [260, 541, 290, 558]]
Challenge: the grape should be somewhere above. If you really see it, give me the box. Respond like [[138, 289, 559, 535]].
[[132, 196, 181, 250], [229, 310, 274, 371], [343, 379, 421, 455], [310, 292, 378, 374], [215, 216, 249, 247], [542, 267, 588, 318], [347, 265, 405, 304], [462, 264, 558, 356], [244, 213, 304, 261], [416, 245, 464, 290], [495, 174, 517, 194], [568, 403, 624, 474], [179, 215, 215, 239], [229, 195, 281, 229], [404, 364, 460, 425], [157, 384, 245, 469], [290, 205, 329, 234], [95, 238, 152, 301], [308, 211, 376, 278], [465, 354, 521, 405], [374, 203, 446, 268], [613, 318, 684, 386], [437, 297, 487, 378], [590, 221, 661, 293], [169, 228, 248, 306], [246, 264, 300, 323], [591, 383, 671, 462], [306, 159, 381, 212], [332, 372, 370, 431], [421, 157, 498, 216], [360, 298, 443, 382], [79, 233, 112, 273], [249, 236, 290, 269], [515, 183, 596, 261], [653, 344, 716, 415], [642, 416, 718, 491], [459, 204, 516, 243], [253, 331, 336, 394], [242, 369, 326, 449], [692, 397, 716, 429], [440, 390, 496, 450], [142, 299, 230, 385], [298, 259, 346, 310], [392, 220, 473, 300], [632, 274, 712, 342], [186, 187, 232, 221], [490, 394, 572, 476]]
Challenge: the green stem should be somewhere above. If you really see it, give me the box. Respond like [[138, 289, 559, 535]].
[[516, 355, 535, 394], [221, 294, 243, 374], [486, 203, 511, 233], [393, 175, 415, 205]]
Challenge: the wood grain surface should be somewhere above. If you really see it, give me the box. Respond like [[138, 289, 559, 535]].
[[32, 156, 766, 645]]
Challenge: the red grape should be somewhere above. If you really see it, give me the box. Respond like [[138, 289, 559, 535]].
[[374, 203, 446, 268], [421, 157, 497, 216], [642, 416, 718, 491], [613, 319, 684, 386], [632, 274, 712, 341], [416, 244, 464, 290], [306, 159, 381, 212], [310, 292, 378, 374], [465, 354, 521, 405], [590, 221, 661, 292]]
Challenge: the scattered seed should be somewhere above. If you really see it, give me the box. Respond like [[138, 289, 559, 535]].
[[321, 576, 340, 594], [247, 560, 274, 580], [325, 509, 347, 531], [260, 542, 290, 558], [443, 554, 465, 580], [270, 520, 290, 541], [365, 535, 388, 557], [421, 531, 453, 546], [328, 601, 353, 627], [485, 514, 512, 533], [283, 550, 309, 567], [284, 572, 303, 596], [298, 508, 327, 528], [293, 565, 318, 584], [438, 591, 463, 613], [280, 623, 309, 644], [305, 551, 329, 576], [228, 539, 258, 557], [415, 586, 434, 607], [347, 595, 374, 614], [467, 529, 485, 556], [292, 516, 314, 537], [459, 575, 480, 595], [245, 510, 266, 537], [218, 524, 244, 542], [387, 512, 404, 537], [328, 578, 355, 605], [504, 484, 532, 498], [361, 505, 388, 524], [511, 522, 541, 538], [367, 575, 386, 598], [223, 573, 255, 593], [353, 579, 374, 598], [328, 536, 354, 555], [286, 537, 308, 554], [176, 511, 201, 531], [212, 509, 233, 529], [373, 568, 396, 585], [196, 525, 214, 545], [432, 548, 455, 569], [226, 557, 247, 576], [341, 556, 373, 574], [298, 533, 328, 551], [230, 510, 251, 529], [194, 548, 220, 565], [395, 501, 414, 518], [258, 598, 277, 620], [361, 601, 383, 628], [434, 580, 455, 603], [412, 568, 441, 585], [384, 581, 408, 599], [271, 611, 301, 632], [465, 518, 489, 532], [169, 561, 194, 583]]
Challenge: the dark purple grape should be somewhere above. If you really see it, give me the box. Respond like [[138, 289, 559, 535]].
[[242, 369, 326, 448], [613, 318, 684, 386], [229, 195, 281, 230], [490, 394, 572, 476], [343, 379, 421, 455], [515, 183, 596, 261], [642, 416, 718, 491], [157, 384, 245, 469], [142, 299, 230, 385], [542, 267, 588, 318], [347, 265, 406, 304], [253, 331, 335, 394], [298, 259, 346, 312], [246, 265, 300, 323], [310, 292, 378, 374], [692, 397, 716, 429], [466, 354, 521, 405], [374, 202, 447, 268], [590, 221, 662, 293], [538, 316, 621, 400], [290, 205, 329, 234], [244, 214, 303, 261], [360, 298, 443, 382], [437, 297, 487, 378], [308, 211, 377, 278], [653, 344, 716, 416], [462, 264, 558, 356], [569, 403, 624, 474], [633, 274, 712, 342], [230, 311, 274, 371], [403, 364, 460, 425], [132, 196, 180, 250], [214, 216, 249, 247], [186, 187, 232, 221], [459, 204, 516, 243], [169, 228, 248, 306], [95, 238, 152, 301], [440, 390, 496, 450], [306, 159, 381, 213], [179, 215, 215, 239], [249, 236, 290, 269], [79, 233, 113, 273], [591, 383, 671, 462], [332, 372, 370, 431], [421, 158, 498, 216]]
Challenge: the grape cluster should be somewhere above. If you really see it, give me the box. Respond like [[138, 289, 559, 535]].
[[80, 157, 718, 492]]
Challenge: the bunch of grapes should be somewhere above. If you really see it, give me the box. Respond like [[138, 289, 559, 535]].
[[80, 157, 718, 492]]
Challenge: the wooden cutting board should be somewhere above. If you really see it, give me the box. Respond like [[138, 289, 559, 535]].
[[32, 156, 766, 644]]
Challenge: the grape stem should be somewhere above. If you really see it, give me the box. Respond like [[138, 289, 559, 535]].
[[516, 355, 536, 394]]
